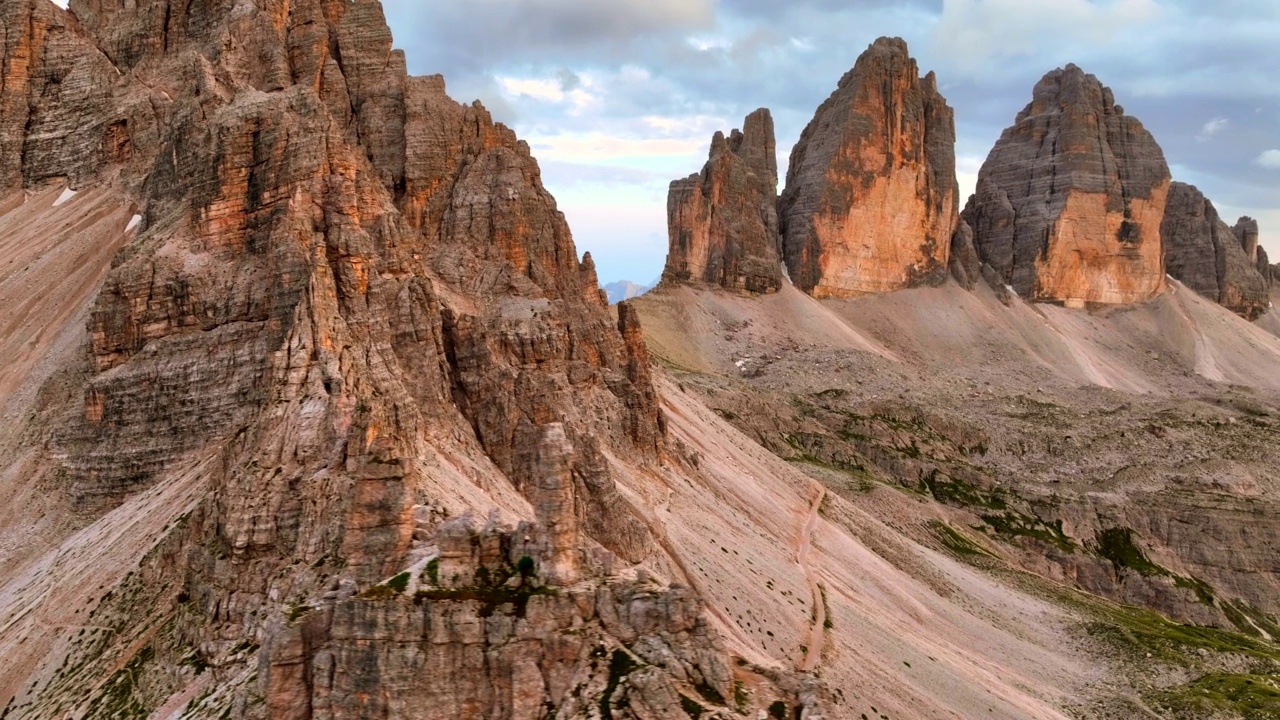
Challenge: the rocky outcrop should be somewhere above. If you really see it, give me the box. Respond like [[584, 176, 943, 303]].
[[260, 507, 801, 720], [0, 0, 153, 189], [0, 0, 756, 716], [964, 65, 1171, 307], [779, 37, 957, 298], [1233, 216, 1274, 292], [1161, 183, 1269, 319], [662, 108, 782, 293], [949, 220, 980, 290]]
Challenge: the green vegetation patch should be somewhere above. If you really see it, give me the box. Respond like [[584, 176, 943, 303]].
[[386, 572, 410, 593], [979, 512, 1075, 553], [84, 644, 154, 719], [1149, 673, 1280, 719], [679, 693, 705, 719], [1173, 575, 1216, 606], [918, 471, 1007, 511], [1222, 600, 1280, 639], [286, 603, 312, 622], [1093, 527, 1165, 576], [599, 649, 641, 720], [928, 521, 994, 559], [692, 679, 725, 706], [1086, 600, 1280, 665], [413, 585, 555, 618]]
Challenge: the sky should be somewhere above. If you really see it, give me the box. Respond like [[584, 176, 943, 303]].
[[375, 0, 1280, 285]]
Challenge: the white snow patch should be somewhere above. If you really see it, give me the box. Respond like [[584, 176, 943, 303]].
[[734, 360, 745, 368], [126, 214, 143, 232], [53, 188, 77, 207], [1004, 285, 1018, 297]]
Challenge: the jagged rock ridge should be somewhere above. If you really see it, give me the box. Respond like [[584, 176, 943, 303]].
[[663, 108, 782, 293], [0, 0, 816, 716], [963, 64, 1171, 307], [779, 37, 957, 298], [1161, 182, 1270, 319]]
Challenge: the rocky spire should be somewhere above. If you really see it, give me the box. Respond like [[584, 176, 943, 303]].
[[963, 65, 1171, 307], [1230, 217, 1273, 291], [1235, 216, 1260, 259], [3, 0, 669, 689], [1162, 183, 1269, 319], [662, 108, 782, 293], [779, 37, 957, 298], [529, 424, 580, 585]]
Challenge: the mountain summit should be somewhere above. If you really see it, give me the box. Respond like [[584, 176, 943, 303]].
[[779, 37, 957, 298]]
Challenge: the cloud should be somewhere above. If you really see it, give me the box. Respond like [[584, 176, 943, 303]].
[[377, 0, 1280, 283], [524, 133, 709, 163], [1257, 150, 1280, 169], [929, 0, 1162, 76], [1196, 117, 1229, 142]]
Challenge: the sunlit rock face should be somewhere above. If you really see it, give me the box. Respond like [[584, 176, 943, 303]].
[[964, 64, 1171, 307], [663, 108, 783, 294], [779, 37, 957, 298]]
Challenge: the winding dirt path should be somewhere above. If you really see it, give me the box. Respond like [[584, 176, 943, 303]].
[[797, 486, 826, 672]]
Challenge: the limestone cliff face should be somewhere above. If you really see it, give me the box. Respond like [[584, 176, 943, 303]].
[[1161, 183, 1269, 319], [948, 219, 980, 290], [663, 108, 782, 293], [0, 0, 815, 717], [1233, 216, 1274, 292], [779, 37, 957, 298], [0, 0, 152, 189], [964, 65, 1171, 307]]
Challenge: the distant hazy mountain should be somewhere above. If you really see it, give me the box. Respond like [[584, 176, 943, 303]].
[[603, 279, 653, 303]]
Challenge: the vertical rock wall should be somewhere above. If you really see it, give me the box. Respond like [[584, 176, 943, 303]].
[[663, 108, 782, 293], [963, 65, 1170, 306], [779, 37, 957, 298]]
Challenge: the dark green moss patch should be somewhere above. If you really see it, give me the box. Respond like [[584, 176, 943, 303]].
[[412, 584, 555, 618], [386, 572, 410, 593], [84, 644, 154, 719], [980, 512, 1075, 553], [1221, 600, 1280, 639], [679, 694, 704, 718], [919, 472, 1007, 511], [929, 521, 994, 558], [599, 649, 640, 720], [693, 679, 725, 706], [1092, 527, 1165, 576], [1173, 575, 1215, 606], [1149, 673, 1280, 719], [360, 584, 400, 600], [768, 700, 788, 719]]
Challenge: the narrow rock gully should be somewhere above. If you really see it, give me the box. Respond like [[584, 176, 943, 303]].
[[798, 486, 826, 672]]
